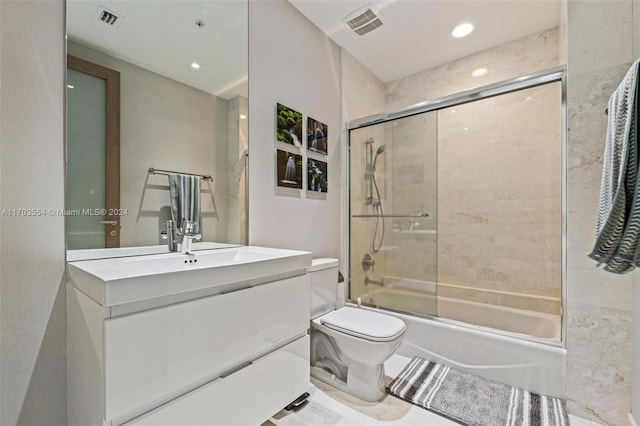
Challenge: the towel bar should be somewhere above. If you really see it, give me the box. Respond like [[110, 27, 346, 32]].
[[149, 167, 213, 181]]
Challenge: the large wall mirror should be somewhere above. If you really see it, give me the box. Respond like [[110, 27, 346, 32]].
[[66, 0, 248, 254]]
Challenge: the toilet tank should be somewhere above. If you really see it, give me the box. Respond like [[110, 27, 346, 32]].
[[307, 258, 339, 319]]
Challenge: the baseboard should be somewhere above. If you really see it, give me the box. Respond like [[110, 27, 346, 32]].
[[629, 412, 639, 426]]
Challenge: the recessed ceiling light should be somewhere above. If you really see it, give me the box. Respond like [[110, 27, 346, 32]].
[[525, 96, 532, 101], [239, 114, 247, 120], [191, 62, 201, 69], [67, 84, 74, 89], [472, 67, 487, 77], [451, 109, 456, 113], [452, 23, 474, 38]]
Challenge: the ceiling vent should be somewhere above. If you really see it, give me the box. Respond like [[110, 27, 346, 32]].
[[93, 6, 123, 27], [344, 5, 384, 36]]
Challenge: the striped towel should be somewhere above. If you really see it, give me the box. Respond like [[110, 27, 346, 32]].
[[589, 60, 640, 273], [168, 173, 202, 235]]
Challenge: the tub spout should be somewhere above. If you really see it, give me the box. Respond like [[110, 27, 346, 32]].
[[365, 277, 384, 286]]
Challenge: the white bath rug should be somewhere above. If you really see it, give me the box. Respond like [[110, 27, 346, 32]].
[[387, 356, 569, 426]]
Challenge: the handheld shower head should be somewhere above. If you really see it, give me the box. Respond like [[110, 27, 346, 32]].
[[372, 144, 386, 170]]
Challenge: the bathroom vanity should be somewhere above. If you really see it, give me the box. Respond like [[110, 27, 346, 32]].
[[66, 245, 312, 426]]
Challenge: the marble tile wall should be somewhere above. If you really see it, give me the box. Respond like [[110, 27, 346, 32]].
[[437, 83, 562, 315], [349, 123, 389, 304], [566, 1, 634, 424], [384, 113, 438, 317], [226, 96, 248, 245], [633, 2, 640, 423], [386, 27, 561, 110], [349, 112, 440, 318]]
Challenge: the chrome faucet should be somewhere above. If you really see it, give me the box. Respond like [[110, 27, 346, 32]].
[[164, 220, 179, 252], [180, 220, 201, 254]]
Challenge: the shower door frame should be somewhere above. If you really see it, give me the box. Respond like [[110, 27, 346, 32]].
[[346, 66, 567, 347]]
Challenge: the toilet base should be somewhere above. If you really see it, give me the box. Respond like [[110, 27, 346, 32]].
[[310, 361, 386, 402]]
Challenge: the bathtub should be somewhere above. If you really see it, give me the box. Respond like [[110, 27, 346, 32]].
[[364, 286, 560, 341], [357, 287, 566, 398]]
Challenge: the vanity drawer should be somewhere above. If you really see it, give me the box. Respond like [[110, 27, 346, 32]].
[[104, 275, 310, 422], [124, 335, 309, 426]]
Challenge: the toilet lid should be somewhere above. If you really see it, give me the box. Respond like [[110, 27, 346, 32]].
[[320, 307, 406, 342]]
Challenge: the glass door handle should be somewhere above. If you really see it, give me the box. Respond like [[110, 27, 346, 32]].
[[99, 220, 118, 225]]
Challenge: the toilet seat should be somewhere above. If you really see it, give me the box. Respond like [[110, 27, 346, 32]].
[[320, 307, 406, 342]]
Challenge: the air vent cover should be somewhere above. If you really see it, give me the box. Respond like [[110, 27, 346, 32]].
[[344, 5, 384, 36], [93, 6, 123, 27]]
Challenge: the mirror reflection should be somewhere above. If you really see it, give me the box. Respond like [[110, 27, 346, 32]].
[[65, 0, 248, 253]]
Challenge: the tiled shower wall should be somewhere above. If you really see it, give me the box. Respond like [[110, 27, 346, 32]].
[[437, 83, 562, 314], [384, 113, 438, 306], [348, 122, 389, 302], [385, 27, 561, 109]]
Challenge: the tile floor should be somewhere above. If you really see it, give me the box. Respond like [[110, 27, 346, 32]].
[[265, 355, 602, 426]]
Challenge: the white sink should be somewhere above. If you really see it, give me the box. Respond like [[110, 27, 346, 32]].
[[67, 246, 312, 306], [67, 241, 240, 261]]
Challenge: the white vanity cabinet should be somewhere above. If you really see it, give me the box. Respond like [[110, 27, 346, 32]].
[[67, 246, 311, 426]]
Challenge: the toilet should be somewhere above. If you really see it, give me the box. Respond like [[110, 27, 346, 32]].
[[308, 258, 406, 402]]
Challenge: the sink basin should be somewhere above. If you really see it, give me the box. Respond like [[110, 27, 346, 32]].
[[67, 241, 240, 261], [67, 246, 312, 306]]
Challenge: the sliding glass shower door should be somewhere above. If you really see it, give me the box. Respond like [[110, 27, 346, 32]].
[[349, 112, 438, 316], [348, 76, 563, 342]]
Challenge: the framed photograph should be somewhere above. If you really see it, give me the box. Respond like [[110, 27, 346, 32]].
[[307, 158, 328, 193], [277, 103, 303, 147], [276, 149, 303, 189], [307, 117, 328, 154]]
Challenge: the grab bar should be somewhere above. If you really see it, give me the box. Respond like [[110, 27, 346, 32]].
[[352, 213, 429, 218]]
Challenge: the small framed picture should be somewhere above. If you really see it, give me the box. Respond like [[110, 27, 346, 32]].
[[307, 117, 328, 154], [277, 103, 303, 147], [307, 158, 328, 193], [276, 149, 303, 189]]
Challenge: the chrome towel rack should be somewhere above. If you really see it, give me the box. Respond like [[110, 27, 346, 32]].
[[148, 167, 213, 181]]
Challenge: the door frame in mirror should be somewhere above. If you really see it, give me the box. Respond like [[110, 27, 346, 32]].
[[67, 55, 121, 247]]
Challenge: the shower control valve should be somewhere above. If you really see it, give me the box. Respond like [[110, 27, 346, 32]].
[[362, 253, 375, 272]]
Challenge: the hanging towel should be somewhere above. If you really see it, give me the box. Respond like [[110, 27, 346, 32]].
[[168, 173, 202, 235], [589, 60, 640, 273]]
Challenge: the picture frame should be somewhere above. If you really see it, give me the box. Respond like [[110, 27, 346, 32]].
[[307, 158, 328, 193], [276, 103, 303, 147], [307, 117, 328, 154], [276, 149, 303, 189]]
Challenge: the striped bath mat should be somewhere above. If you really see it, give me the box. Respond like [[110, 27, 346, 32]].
[[387, 357, 568, 426]]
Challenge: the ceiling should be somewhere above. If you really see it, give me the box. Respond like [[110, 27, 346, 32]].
[[288, 0, 562, 83], [67, 1, 561, 97], [67, 1, 248, 99]]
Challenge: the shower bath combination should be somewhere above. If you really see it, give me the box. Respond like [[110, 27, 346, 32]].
[[364, 138, 386, 252], [349, 68, 565, 378]]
